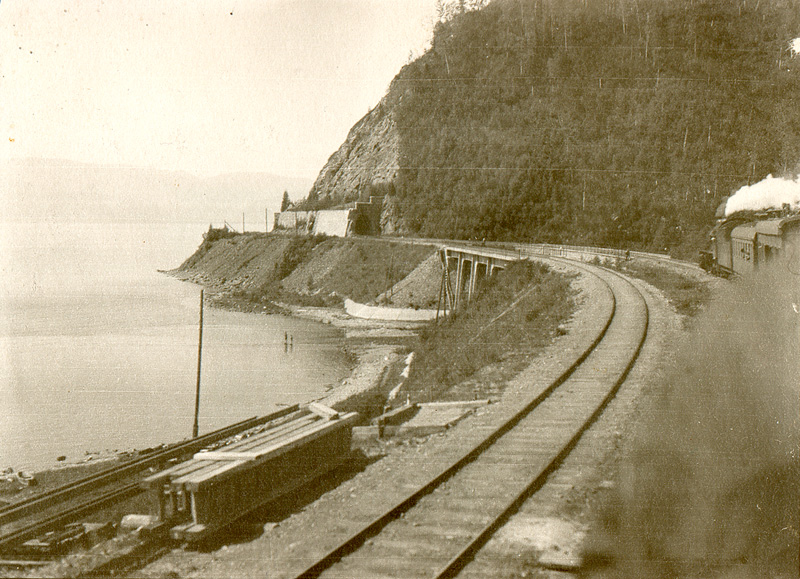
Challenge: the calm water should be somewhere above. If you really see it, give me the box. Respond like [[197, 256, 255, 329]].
[[0, 223, 350, 471]]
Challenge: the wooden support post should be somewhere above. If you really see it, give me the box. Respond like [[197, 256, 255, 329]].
[[436, 266, 445, 323], [445, 258, 455, 314], [469, 259, 478, 302], [455, 255, 464, 310]]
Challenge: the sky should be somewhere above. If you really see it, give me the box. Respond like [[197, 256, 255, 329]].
[[0, 0, 439, 180]]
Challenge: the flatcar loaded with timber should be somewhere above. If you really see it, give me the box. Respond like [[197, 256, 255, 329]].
[[140, 403, 358, 543]]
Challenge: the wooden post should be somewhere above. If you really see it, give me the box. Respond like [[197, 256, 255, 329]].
[[389, 253, 395, 298], [192, 289, 204, 438], [436, 267, 445, 324]]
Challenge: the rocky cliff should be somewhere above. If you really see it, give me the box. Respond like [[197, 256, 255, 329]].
[[306, 97, 399, 207]]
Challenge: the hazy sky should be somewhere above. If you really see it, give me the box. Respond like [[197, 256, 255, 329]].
[[0, 0, 438, 179]]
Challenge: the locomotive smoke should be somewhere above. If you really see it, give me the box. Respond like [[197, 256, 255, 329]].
[[724, 174, 800, 216], [587, 271, 799, 577]]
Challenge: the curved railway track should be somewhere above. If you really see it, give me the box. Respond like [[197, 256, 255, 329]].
[[283, 259, 648, 578], [0, 406, 299, 553], [4, 245, 660, 575]]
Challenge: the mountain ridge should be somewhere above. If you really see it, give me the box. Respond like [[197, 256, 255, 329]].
[[304, 0, 800, 256]]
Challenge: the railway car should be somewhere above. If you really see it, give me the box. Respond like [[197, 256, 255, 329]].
[[706, 217, 747, 276], [140, 404, 359, 543], [704, 214, 800, 277]]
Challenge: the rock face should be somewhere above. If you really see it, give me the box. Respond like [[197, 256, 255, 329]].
[[307, 97, 399, 206]]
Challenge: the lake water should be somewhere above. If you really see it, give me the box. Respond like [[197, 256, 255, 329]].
[[0, 222, 350, 471]]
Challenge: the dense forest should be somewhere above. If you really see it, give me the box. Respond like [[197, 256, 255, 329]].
[[384, 0, 800, 254]]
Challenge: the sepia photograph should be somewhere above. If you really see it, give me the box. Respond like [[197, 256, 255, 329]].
[[0, 1, 797, 577]]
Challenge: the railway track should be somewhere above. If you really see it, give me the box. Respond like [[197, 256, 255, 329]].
[[278, 259, 648, 578], [0, 406, 299, 554]]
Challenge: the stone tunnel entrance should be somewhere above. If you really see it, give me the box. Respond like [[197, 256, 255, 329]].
[[350, 213, 373, 236]]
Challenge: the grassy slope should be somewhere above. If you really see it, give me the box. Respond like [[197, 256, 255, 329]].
[[405, 260, 576, 402], [280, 238, 435, 304], [615, 260, 712, 318], [177, 233, 435, 307]]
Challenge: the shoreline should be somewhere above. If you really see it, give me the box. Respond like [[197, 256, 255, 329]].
[[3, 287, 419, 501]]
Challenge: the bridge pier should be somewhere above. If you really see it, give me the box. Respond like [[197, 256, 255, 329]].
[[443, 246, 515, 310]]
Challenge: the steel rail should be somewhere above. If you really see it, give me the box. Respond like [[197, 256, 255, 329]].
[[290, 260, 620, 579], [432, 259, 649, 578], [0, 483, 141, 550], [0, 405, 299, 529]]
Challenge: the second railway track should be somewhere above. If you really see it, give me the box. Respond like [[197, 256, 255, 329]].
[[280, 258, 648, 579], [0, 406, 301, 554]]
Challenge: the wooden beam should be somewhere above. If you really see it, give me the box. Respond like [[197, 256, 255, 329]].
[[308, 402, 340, 420]]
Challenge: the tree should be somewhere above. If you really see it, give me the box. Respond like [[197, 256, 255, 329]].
[[280, 191, 292, 212]]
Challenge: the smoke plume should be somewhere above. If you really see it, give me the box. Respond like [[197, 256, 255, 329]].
[[586, 270, 799, 578], [724, 174, 800, 216]]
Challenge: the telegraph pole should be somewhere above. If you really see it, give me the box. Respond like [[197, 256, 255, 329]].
[[192, 289, 204, 438]]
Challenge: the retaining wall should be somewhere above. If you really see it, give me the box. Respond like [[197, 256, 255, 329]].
[[344, 298, 440, 322], [312, 210, 353, 237]]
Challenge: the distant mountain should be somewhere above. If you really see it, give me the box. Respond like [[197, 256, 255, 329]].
[[1, 158, 312, 228], [306, 0, 800, 255]]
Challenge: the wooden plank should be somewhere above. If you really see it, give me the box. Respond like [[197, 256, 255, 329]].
[[192, 418, 325, 460], [165, 460, 223, 486], [192, 418, 323, 462], [189, 414, 314, 458], [141, 457, 215, 488], [186, 412, 358, 491], [191, 424, 335, 462], [211, 415, 317, 454], [157, 458, 210, 478], [0, 560, 51, 568], [143, 411, 310, 487], [225, 413, 315, 446], [191, 413, 355, 463], [170, 459, 245, 487], [308, 402, 339, 420]]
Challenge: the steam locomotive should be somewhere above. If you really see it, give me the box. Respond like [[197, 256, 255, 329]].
[[700, 205, 800, 277]]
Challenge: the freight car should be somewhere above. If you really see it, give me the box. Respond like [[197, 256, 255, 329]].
[[139, 403, 358, 543], [702, 214, 800, 277]]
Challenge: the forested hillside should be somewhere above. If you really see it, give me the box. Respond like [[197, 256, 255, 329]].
[[376, 0, 800, 254]]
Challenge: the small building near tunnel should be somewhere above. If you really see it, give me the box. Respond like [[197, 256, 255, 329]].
[[273, 196, 384, 237]]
